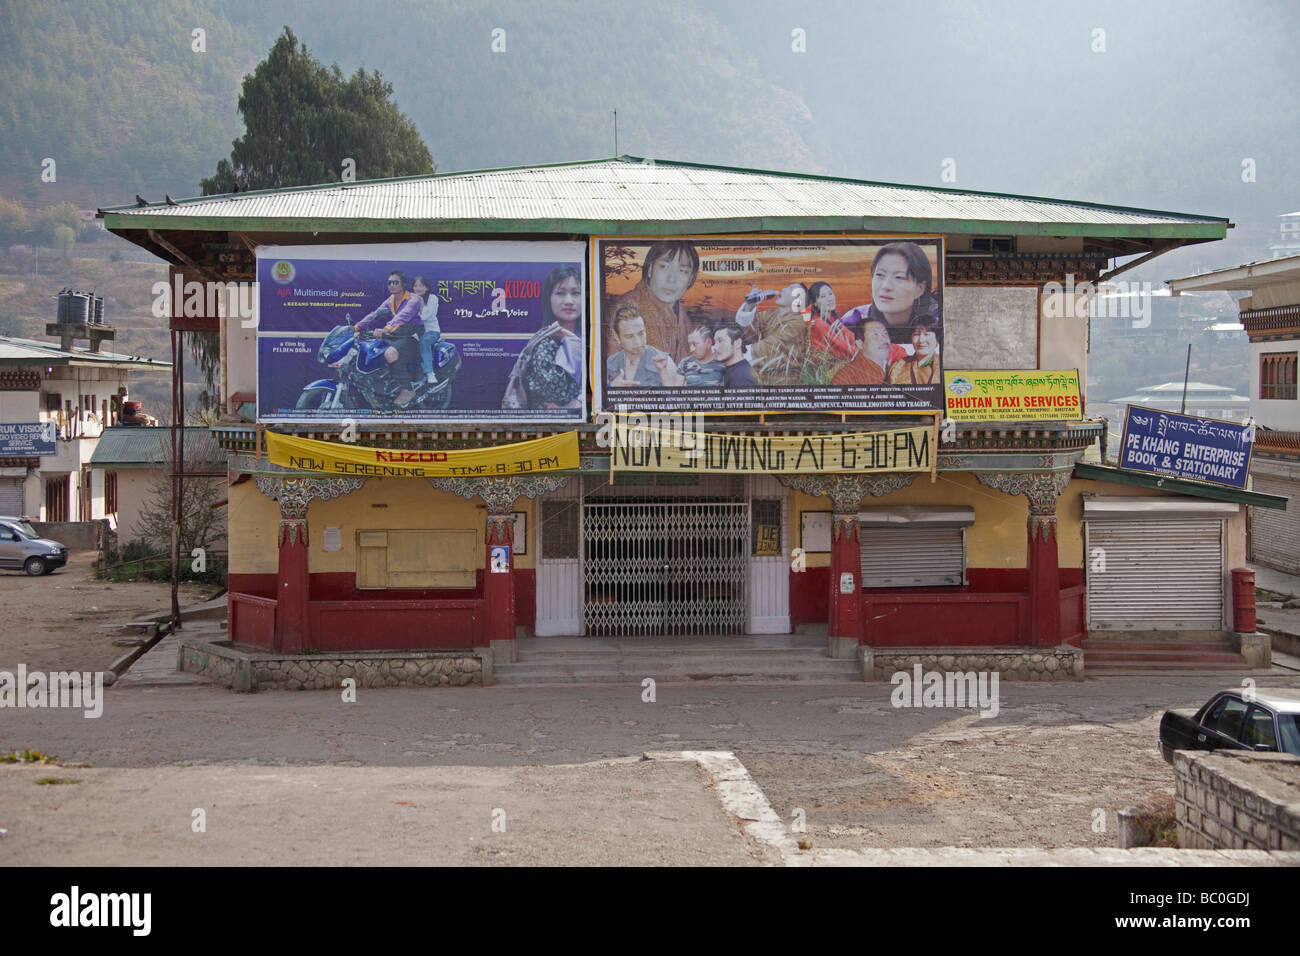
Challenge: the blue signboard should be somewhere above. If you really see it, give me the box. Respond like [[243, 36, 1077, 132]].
[[0, 422, 56, 456], [1119, 404, 1253, 489]]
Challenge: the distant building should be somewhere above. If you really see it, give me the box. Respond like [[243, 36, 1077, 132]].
[[0, 294, 169, 523], [1108, 381, 1252, 424], [89, 426, 226, 550], [1169, 253, 1300, 572], [1268, 211, 1300, 260]]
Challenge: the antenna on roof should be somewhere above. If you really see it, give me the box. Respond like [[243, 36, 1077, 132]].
[[612, 110, 618, 157]]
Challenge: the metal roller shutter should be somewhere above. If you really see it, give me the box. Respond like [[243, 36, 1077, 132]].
[[860, 527, 965, 588], [1250, 476, 1300, 573], [1086, 518, 1223, 629], [0, 478, 23, 516]]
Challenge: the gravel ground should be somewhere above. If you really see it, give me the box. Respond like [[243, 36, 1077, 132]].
[[0, 551, 211, 674]]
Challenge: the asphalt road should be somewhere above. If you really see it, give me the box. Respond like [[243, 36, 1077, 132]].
[[6, 672, 1298, 852]]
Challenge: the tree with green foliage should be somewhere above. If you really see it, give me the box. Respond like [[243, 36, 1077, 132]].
[[200, 26, 434, 195], [192, 26, 435, 406], [53, 225, 75, 258], [0, 198, 27, 244]]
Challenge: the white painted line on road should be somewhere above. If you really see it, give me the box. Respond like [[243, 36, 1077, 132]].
[[645, 750, 807, 867]]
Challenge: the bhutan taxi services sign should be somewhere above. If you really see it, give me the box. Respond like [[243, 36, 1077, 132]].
[[943, 370, 1082, 422], [1119, 405, 1253, 490], [256, 241, 586, 425], [265, 430, 579, 478], [610, 423, 932, 474]]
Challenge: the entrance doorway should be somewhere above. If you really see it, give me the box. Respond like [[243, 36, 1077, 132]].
[[583, 498, 748, 636]]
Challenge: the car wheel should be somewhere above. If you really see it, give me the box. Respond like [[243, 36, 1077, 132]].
[[23, 556, 46, 576]]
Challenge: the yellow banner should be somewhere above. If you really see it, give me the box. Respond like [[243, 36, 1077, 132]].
[[943, 369, 1081, 421], [265, 430, 579, 477], [610, 425, 932, 474]]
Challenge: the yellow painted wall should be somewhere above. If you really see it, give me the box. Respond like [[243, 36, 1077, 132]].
[[789, 472, 1029, 569], [787, 472, 1246, 575], [229, 478, 280, 574], [228, 475, 536, 576], [308, 478, 535, 573]]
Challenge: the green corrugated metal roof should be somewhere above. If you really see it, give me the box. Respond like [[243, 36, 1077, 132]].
[[89, 426, 223, 469], [101, 157, 1230, 240]]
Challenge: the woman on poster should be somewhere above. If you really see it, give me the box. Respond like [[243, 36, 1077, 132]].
[[841, 242, 941, 345], [888, 315, 942, 385], [501, 265, 584, 410]]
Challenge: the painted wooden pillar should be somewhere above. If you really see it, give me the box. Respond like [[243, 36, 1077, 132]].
[[275, 509, 310, 654], [253, 473, 366, 654], [780, 472, 917, 657], [428, 474, 570, 661], [484, 512, 517, 645], [978, 471, 1072, 647], [1026, 503, 1062, 647], [829, 510, 862, 641]]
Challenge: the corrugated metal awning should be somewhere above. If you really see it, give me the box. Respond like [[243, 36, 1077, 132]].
[[1082, 496, 1239, 520]]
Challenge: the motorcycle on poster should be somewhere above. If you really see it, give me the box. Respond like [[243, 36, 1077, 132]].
[[256, 241, 587, 424]]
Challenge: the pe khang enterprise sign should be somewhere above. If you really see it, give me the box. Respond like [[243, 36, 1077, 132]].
[[592, 235, 945, 414], [0, 422, 56, 456], [256, 241, 587, 425], [1119, 404, 1254, 490]]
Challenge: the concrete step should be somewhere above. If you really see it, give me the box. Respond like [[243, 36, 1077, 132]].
[[1084, 650, 1248, 665], [517, 646, 828, 660], [1081, 640, 1238, 653], [496, 649, 860, 685], [1086, 660, 1253, 672]]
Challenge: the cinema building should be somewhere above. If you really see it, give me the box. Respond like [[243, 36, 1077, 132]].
[[102, 158, 1283, 681]]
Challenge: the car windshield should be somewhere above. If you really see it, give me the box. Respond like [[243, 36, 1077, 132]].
[[9, 521, 37, 538]]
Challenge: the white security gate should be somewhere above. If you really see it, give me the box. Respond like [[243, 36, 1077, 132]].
[[535, 479, 583, 636], [748, 475, 791, 633], [1250, 475, 1300, 574], [1086, 515, 1226, 630], [583, 499, 748, 636]]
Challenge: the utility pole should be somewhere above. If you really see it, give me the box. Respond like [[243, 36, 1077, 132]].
[[1179, 343, 1192, 414], [613, 110, 618, 156]]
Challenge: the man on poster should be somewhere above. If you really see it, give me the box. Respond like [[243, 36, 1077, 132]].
[[735, 282, 811, 386]]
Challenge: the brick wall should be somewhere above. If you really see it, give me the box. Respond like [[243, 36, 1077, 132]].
[[1173, 750, 1300, 850]]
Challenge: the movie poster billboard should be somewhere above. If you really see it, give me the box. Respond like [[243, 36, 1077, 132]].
[[592, 236, 944, 414], [256, 241, 586, 424], [1119, 404, 1254, 489]]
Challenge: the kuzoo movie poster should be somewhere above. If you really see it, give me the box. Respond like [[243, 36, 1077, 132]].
[[593, 236, 944, 414], [256, 241, 587, 424]]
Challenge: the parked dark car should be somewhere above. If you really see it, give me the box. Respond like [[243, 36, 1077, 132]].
[[1159, 689, 1300, 763]]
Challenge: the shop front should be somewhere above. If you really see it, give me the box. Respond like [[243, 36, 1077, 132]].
[[101, 157, 1246, 673]]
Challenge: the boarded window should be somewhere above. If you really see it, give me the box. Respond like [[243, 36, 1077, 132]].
[[751, 499, 781, 555], [356, 529, 478, 589], [541, 500, 578, 559]]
